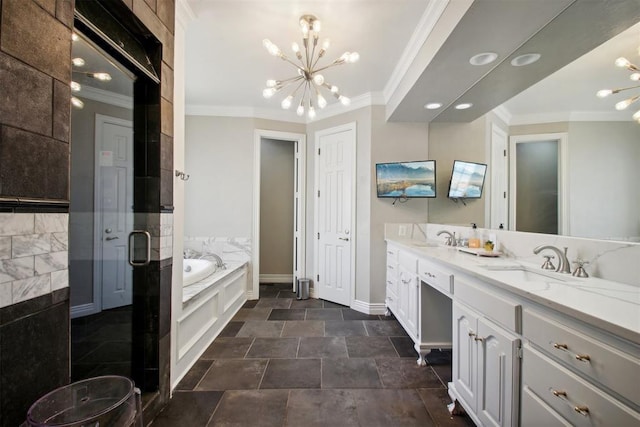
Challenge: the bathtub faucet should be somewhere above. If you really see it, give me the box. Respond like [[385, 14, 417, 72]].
[[210, 253, 226, 270]]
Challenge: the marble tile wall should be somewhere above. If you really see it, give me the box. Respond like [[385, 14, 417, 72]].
[[0, 213, 69, 308], [183, 236, 252, 264], [144, 212, 174, 261], [385, 223, 640, 287]]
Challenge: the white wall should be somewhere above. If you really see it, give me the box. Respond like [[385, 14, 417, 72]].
[[170, 0, 188, 390]]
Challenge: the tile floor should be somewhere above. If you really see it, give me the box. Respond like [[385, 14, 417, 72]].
[[149, 283, 474, 426]]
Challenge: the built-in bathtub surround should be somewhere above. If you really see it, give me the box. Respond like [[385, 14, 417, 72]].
[[0, 213, 69, 308], [174, 237, 249, 389], [385, 223, 640, 287], [182, 237, 251, 303], [183, 236, 252, 265]]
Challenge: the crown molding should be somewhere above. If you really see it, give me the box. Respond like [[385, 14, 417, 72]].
[[77, 86, 133, 109], [492, 105, 512, 125], [508, 110, 632, 126], [383, 0, 450, 102], [186, 91, 384, 123], [176, 0, 197, 27]]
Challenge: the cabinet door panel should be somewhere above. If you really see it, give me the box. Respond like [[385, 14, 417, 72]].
[[453, 302, 478, 412], [477, 317, 520, 427], [407, 276, 419, 337]]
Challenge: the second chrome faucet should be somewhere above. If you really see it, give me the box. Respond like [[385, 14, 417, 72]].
[[533, 245, 571, 274]]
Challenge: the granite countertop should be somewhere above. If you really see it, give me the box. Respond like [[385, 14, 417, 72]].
[[387, 238, 640, 345]]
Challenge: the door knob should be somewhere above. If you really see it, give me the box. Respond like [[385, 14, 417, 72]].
[[105, 228, 112, 234], [345, 230, 350, 235]]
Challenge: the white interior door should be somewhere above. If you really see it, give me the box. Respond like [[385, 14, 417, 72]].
[[95, 115, 134, 310], [316, 124, 355, 306]]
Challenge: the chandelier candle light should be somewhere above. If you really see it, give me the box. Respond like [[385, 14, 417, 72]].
[[262, 14, 359, 119], [596, 52, 640, 123]]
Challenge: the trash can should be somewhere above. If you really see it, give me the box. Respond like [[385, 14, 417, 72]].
[[24, 376, 142, 427], [297, 278, 310, 300]]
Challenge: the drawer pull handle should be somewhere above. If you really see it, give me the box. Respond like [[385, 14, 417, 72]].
[[388, 266, 394, 270], [474, 336, 485, 342], [575, 354, 591, 362], [552, 390, 567, 397], [553, 343, 568, 350], [574, 405, 590, 416], [468, 332, 476, 338]]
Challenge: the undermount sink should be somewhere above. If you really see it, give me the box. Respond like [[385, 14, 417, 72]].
[[410, 241, 441, 248], [481, 265, 569, 283]]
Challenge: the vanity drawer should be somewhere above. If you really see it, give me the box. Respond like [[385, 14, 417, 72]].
[[386, 245, 398, 264], [398, 250, 418, 273], [418, 258, 453, 294], [524, 309, 640, 407], [454, 277, 520, 332], [521, 386, 571, 427], [523, 345, 640, 427]]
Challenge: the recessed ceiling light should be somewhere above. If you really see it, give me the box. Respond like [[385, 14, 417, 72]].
[[469, 52, 498, 66], [511, 53, 541, 67], [455, 103, 473, 110], [424, 102, 442, 109]]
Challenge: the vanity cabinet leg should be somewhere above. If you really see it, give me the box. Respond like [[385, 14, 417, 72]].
[[415, 344, 430, 366], [385, 306, 391, 317], [447, 399, 467, 416]]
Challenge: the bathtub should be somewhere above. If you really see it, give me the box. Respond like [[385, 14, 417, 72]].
[[183, 258, 218, 287]]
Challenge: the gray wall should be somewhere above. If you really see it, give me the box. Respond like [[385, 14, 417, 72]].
[[427, 115, 487, 227], [259, 138, 294, 275], [511, 120, 640, 240], [184, 116, 305, 238], [185, 106, 430, 307]]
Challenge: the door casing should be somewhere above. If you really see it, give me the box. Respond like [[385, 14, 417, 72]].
[[252, 129, 307, 299]]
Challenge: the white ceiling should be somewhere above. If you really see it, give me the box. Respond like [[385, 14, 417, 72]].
[[183, 0, 640, 124]]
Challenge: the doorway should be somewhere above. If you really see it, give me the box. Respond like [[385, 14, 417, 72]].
[[509, 133, 568, 235], [314, 123, 356, 307], [253, 130, 306, 300], [259, 139, 295, 287]]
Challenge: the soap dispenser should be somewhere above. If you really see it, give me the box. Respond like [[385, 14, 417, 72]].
[[468, 223, 481, 248]]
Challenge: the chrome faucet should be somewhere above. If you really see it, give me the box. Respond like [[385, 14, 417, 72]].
[[209, 253, 227, 270], [437, 230, 457, 247], [533, 245, 571, 274]]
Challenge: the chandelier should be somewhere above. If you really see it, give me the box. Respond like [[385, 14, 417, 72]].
[[262, 14, 359, 119], [596, 52, 640, 123]]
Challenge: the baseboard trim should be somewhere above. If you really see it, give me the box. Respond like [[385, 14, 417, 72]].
[[351, 299, 387, 315], [259, 274, 293, 283], [71, 302, 99, 319]]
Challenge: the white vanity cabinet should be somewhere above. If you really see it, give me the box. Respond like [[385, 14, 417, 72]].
[[520, 309, 640, 426], [396, 249, 419, 340], [451, 276, 521, 427], [385, 245, 398, 314], [385, 243, 452, 366]]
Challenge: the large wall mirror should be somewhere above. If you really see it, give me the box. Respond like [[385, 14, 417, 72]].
[[428, 18, 640, 242], [498, 20, 640, 242]]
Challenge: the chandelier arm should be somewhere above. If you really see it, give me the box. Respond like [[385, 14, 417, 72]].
[[612, 84, 640, 93], [309, 36, 319, 71], [312, 61, 346, 74], [279, 55, 307, 74], [310, 50, 327, 70], [277, 75, 305, 86]]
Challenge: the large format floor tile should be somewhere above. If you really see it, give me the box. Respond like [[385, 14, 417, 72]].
[[149, 287, 473, 426]]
